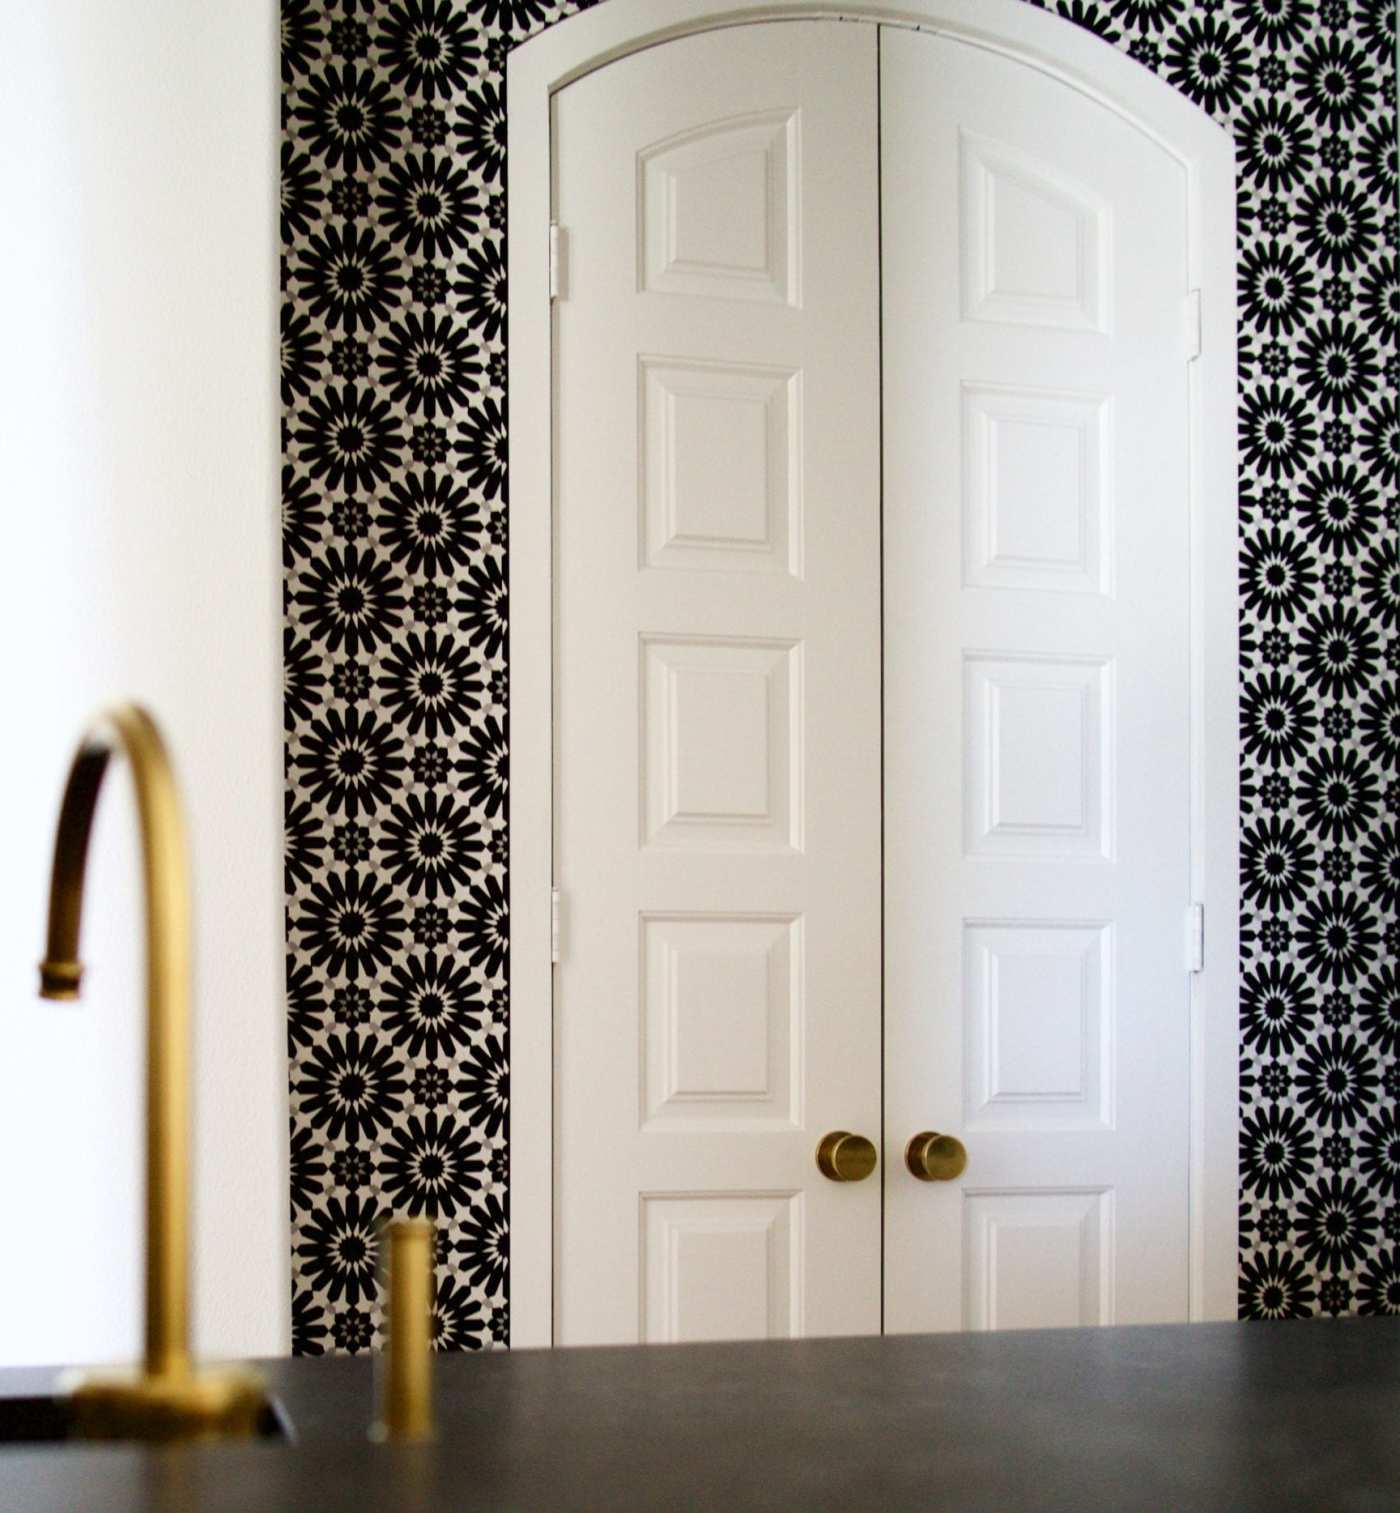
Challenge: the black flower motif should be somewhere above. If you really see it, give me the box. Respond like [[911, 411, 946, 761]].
[[451, 243, 507, 342], [377, 630, 483, 739], [1237, 242, 1316, 337], [296, 1191, 381, 1306], [433, 1271, 485, 1351], [280, 141, 325, 244], [289, 1125, 326, 1218], [283, 628, 326, 732], [453, 397, 509, 502], [1297, 746, 1381, 843], [1238, 958, 1317, 1066], [374, 0, 479, 99], [454, 555, 507, 658], [294, 871, 406, 981], [292, 544, 405, 657], [291, 64, 404, 173], [1293, 35, 1376, 132], [296, 1030, 407, 1144], [1295, 317, 1380, 417], [1241, 1103, 1317, 1200], [1357, 1107, 1400, 1201], [455, 1190, 508, 1294], [332, 1307, 374, 1353], [376, 153, 480, 258], [1358, 822, 1399, 913], [378, 1110, 485, 1218], [1356, 114, 1398, 203], [1358, 966, 1399, 1057], [458, 873, 509, 980], [454, 81, 507, 183], [283, 467, 326, 568], [377, 472, 481, 577], [453, 715, 508, 819], [295, 384, 404, 494], [286, 956, 327, 1056], [378, 791, 483, 899], [285, 792, 327, 894], [1234, 0, 1316, 52], [377, 311, 482, 420], [1241, 670, 1317, 768], [1164, 15, 1252, 114], [1235, 97, 1314, 192], [1296, 461, 1381, 558], [454, 1034, 508, 1142], [290, 1291, 328, 1357], [1356, 1250, 1400, 1315], [1295, 1029, 1380, 1128], [1295, 175, 1379, 273], [1241, 814, 1316, 912], [381, 950, 483, 1060], [294, 706, 406, 819], [1295, 1175, 1379, 1273], [1239, 1246, 1315, 1319], [280, 305, 323, 409], [291, 224, 405, 333], [1110, 0, 1182, 30], [281, 0, 325, 82], [1239, 381, 1317, 479], [1239, 526, 1317, 623], [1296, 603, 1380, 701], [1360, 396, 1399, 486]]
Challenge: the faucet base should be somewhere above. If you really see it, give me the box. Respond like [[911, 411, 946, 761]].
[[66, 1365, 271, 1443]]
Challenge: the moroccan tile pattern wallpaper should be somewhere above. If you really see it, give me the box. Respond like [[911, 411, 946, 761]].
[[279, 0, 1399, 1352]]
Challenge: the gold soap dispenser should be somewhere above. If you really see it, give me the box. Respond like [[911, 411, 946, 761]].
[[38, 703, 270, 1442]]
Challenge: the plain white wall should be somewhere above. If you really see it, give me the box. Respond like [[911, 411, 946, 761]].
[[0, 1, 286, 1365]]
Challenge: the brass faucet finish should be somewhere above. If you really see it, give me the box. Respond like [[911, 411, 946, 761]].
[[377, 1219, 436, 1443], [39, 704, 268, 1442]]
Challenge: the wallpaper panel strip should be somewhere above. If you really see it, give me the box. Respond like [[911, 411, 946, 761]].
[[279, 0, 1400, 1352]]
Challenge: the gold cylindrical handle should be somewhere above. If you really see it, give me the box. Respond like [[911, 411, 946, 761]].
[[905, 1132, 968, 1182], [816, 1131, 878, 1182], [381, 1219, 435, 1443]]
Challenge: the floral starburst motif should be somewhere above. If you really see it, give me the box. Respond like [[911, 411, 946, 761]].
[[281, 0, 1399, 1350]]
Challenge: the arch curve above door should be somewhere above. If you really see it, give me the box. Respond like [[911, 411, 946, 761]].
[[507, 0, 1239, 1348]]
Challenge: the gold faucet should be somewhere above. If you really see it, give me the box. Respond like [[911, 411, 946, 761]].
[[376, 1219, 436, 1443], [38, 703, 269, 1441]]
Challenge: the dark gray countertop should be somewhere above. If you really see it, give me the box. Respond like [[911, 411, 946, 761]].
[[1, 1319, 1397, 1511]]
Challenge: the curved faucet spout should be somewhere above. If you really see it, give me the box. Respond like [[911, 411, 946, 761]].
[[39, 704, 193, 1383]]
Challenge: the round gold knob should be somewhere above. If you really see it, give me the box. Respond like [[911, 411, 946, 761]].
[[815, 1131, 878, 1183], [905, 1132, 968, 1182]]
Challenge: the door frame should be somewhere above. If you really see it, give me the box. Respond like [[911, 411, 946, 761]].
[[507, 0, 1239, 1349]]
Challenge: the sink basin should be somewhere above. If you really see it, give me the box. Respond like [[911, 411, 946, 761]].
[[0, 1393, 291, 1445]]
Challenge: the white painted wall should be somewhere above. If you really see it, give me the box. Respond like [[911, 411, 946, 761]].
[[0, 2, 286, 1365]]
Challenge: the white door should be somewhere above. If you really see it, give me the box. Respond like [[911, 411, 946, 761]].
[[552, 18, 1196, 1345], [552, 21, 883, 1345], [881, 29, 1193, 1332]]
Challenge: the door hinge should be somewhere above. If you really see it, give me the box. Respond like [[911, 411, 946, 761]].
[[549, 223, 567, 301], [1185, 903, 1205, 973], [1184, 289, 1202, 362], [551, 887, 563, 963]]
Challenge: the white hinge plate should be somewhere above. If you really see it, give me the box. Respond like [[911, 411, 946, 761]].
[[551, 887, 562, 963], [1185, 903, 1204, 973], [1184, 289, 1202, 361], [549, 224, 566, 301]]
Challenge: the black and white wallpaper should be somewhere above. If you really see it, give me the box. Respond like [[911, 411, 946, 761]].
[[280, 0, 1398, 1351]]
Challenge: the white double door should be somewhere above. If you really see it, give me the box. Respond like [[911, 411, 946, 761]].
[[552, 20, 1192, 1343]]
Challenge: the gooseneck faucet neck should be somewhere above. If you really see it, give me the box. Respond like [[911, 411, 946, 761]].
[[39, 704, 192, 1382]]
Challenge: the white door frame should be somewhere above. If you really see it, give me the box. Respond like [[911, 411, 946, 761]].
[[507, 0, 1239, 1349]]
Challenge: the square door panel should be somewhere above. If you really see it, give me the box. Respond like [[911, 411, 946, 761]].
[[962, 384, 1112, 596], [641, 1193, 800, 1342], [642, 636, 801, 851], [638, 111, 799, 305], [959, 130, 1110, 333], [963, 1190, 1114, 1331], [640, 358, 801, 576], [964, 921, 1113, 1130], [964, 653, 1114, 859], [641, 914, 801, 1130]]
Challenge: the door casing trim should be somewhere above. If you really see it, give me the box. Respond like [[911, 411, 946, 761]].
[[507, 0, 1239, 1349]]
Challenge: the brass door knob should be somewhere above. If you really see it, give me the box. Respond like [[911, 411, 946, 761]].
[[905, 1131, 968, 1182], [816, 1131, 878, 1182]]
